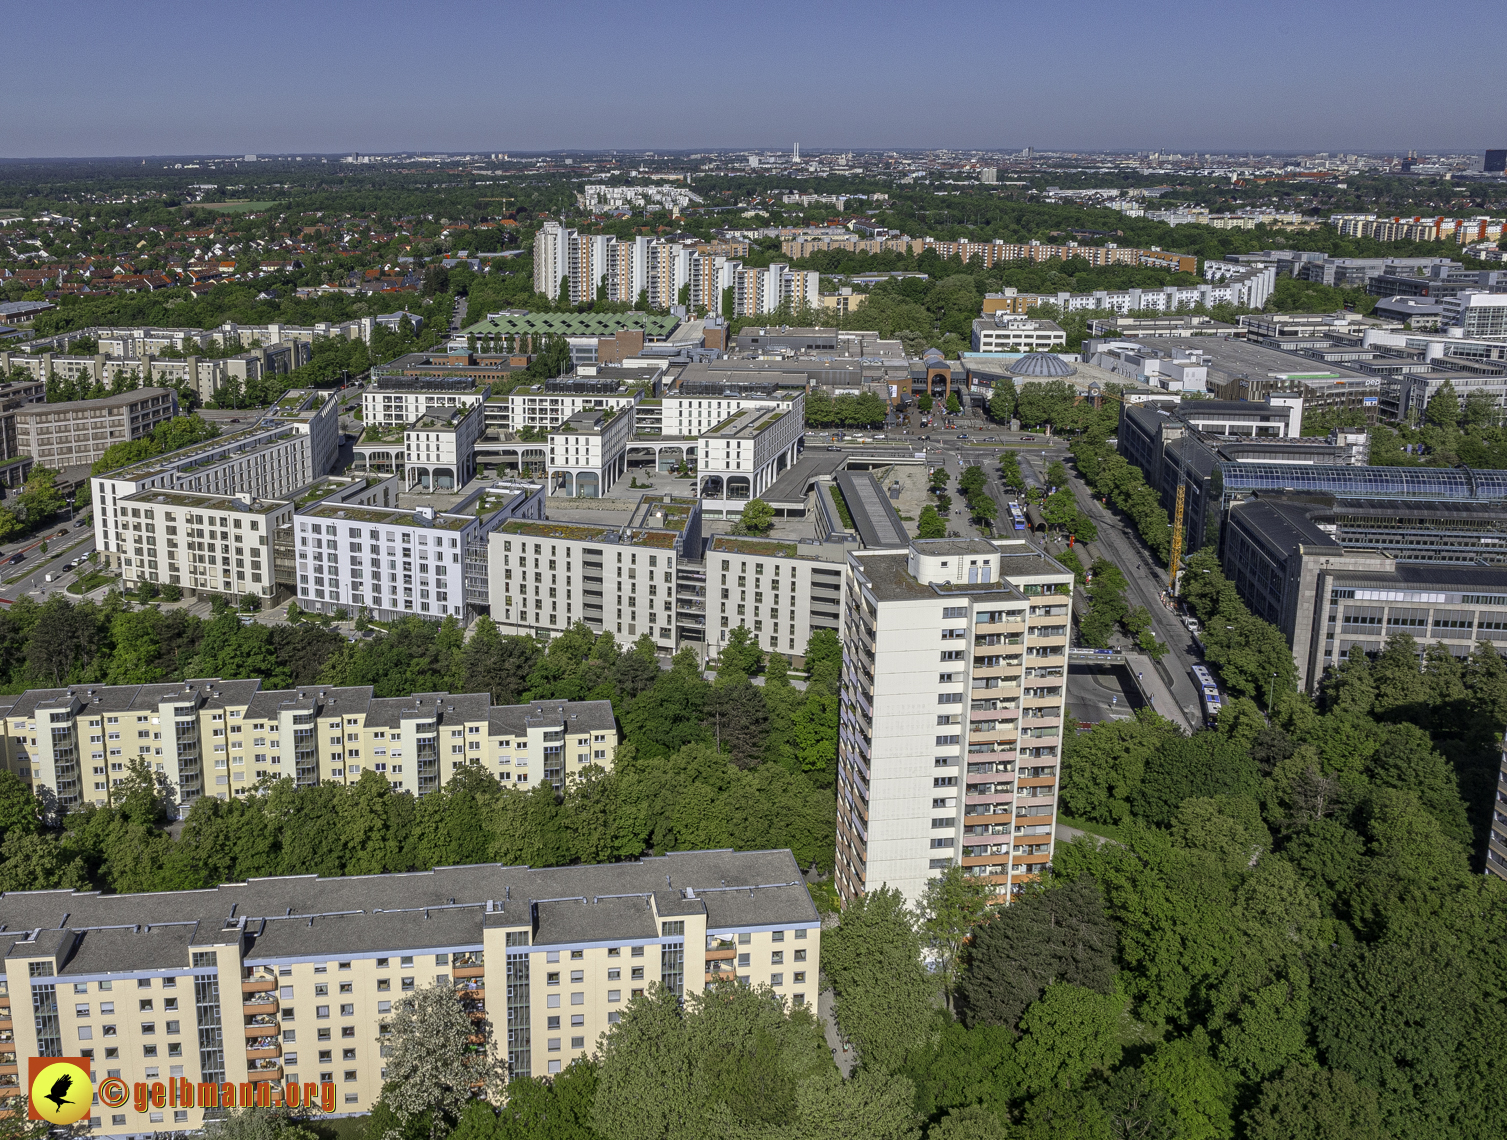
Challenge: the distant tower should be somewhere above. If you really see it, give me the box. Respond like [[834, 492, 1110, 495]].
[[793, 142, 799, 163]]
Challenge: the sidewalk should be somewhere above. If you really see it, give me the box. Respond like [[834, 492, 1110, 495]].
[[1121, 649, 1193, 733]]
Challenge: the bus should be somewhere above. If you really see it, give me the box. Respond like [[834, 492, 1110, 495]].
[[1190, 664, 1223, 726], [1009, 503, 1027, 531]]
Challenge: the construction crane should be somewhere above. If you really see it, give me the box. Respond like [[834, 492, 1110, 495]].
[[1168, 482, 1186, 594]]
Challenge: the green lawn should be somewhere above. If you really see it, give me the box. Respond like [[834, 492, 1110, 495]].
[[200, 200, 279, 212], [66, 570, 116, 595], [1056, 814, 1128, 845]]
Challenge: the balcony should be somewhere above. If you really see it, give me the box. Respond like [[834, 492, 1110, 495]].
[[244, 1017, 279, 1035], [452, 965, 485, 980], [245, 1039, 281, 1060], [247, 1064, 282, 1083], [459, 998, 487, 1020], [241, 977, 276, 994], [243, 993, 278, 1015], [454, 979, 485, 1000]]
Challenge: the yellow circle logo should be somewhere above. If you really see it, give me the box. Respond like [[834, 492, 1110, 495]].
[[31, 1060, 93, 1126]]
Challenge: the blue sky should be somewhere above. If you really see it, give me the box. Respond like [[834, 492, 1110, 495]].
[[3, 0, 1500, 158]]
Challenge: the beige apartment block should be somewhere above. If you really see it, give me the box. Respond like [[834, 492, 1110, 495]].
[[0, 680, 618, 814], [0, 849, 819, 1134]]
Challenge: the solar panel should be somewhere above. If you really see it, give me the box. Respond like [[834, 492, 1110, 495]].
[[1219, 463, 1507, 501]]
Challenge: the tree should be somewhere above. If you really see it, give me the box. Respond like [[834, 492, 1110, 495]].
[[946, 392, 962, 415], [917, 505, 947, 539], [735, 498, 775, 535], [918, 865, 996, 1012], [989, 379, 1016, 423], [918, 394, 933, 413], [718, 624, 763, 677], [704, 677, 769, 768], [1014, 983, 1127, 1094], [959, 876, 1119, 1030], [1424, 378, 1460, 428], [1243, 1065, 1389, 1140], [822, 886, 934, 1073], [590, 985, 697, 1140], [379, 982, 506, 1140]]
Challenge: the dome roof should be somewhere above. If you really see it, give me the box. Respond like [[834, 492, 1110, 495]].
[[1008, 352, 1076, 377], [922, 347, 946, 361]]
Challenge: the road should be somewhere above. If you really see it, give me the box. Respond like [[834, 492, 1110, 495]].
[[0, 521, 97, 605], [1014, 450, 1207, 728]]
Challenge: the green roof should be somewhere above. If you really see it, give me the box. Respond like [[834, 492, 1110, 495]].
[[462, 311, 681, 338]]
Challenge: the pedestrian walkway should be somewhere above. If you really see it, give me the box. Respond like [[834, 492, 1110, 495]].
[[1121, 649, 1193, 732]]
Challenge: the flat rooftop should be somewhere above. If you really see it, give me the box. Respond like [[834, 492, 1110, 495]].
[[498, 519, 678, 549]]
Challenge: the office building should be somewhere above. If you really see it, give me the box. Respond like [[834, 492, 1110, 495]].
[[94, 391, 342, 581], [0, 670, 617, 812], [1441, 291, 1507, 338], [1486, 150, 1506, 174], [1116, 396, 1381, 554], [0, 847, 816, 1133], [836, 539, 1073, 907], [971, 316, 1067, 353], [290, 482, 543, 621], [1366, 264, 1507, 300], [13, 388, 177, 469], [1220, 496, 1507, 689]]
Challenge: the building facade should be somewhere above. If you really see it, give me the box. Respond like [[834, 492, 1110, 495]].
[[0, 848, 817, 1135], [0, 677, 619, 812], [13, 388, 177, 468], [290, 482, 544, 621], [836, 539, 1073, 907], [94, 391, 342, 579]]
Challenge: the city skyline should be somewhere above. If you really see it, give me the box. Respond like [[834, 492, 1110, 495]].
[[3, 0, 1503, 158]]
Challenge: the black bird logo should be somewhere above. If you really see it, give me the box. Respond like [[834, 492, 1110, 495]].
[[43, 1073, 75, 1112]]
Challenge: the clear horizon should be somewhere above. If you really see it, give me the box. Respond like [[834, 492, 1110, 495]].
[[2, 0, 1502, 159]]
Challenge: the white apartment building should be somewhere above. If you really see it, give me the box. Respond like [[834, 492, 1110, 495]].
[[606, 235, 652, 305], [689, 253, 737, 315], [290, 482, 544, 621], [94, 390, 341, 575], [705, 535, 846, 659], [971, 316, 1068, 353], [648, 241, 692, 310], [836, 539, 1073, 907], [661, 391, 794, 438], [487, 499, 701, 652], [731, 264, 822, 317], [547, 406, 634, 498], [577, 184, 703, 212], [504, 380, 650, 433], [534, 221, 571, 298], [111, 490, 293, 601], [362, 385, 489, 425], [569, 232, 613, 305], [696, 392, 805, 518], [405, 402, 485, 492]]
